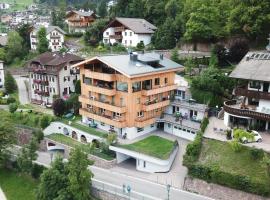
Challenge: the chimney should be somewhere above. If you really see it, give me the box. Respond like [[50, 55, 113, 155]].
[[130, 52, 138, 61], [160, 54, 163, 60]]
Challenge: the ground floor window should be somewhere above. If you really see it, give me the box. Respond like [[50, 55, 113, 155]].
[[143, 161, 146, 168], [151, 123, 155, 128], [137, 127, 144, 132], [168, 123, 171, 128]]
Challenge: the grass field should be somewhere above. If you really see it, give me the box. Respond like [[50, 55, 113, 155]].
[[118, 136, 177, 160], [0, 168, 38, 200], [47, 133, 115, 161], [197, 139, 270, 184]]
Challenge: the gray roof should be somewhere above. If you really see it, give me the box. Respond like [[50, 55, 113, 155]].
[[91, 53, 183, 78], [230, 51, 270, 82], [68, 10, 95, 17], [112, 17, 157, 34], [33, 25, 66, 35]]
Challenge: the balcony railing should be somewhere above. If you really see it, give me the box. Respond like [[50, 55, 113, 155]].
[[52, 42, 60, 45], [134, 117, 156, 128], [114, 26, 125, 32], [84, 84, 116, 96], [34, 90, 49, 97], [224, 100, 270, 121], [142, 99, 170, 112], [50, 35, 60, 39], [84, 70, 116, 82], [109, 35, 122, 40], [79, 108, 127, 128], [142, 84, 178, 96], [235, 87, 270, 101], [32, 68, 46, 74], [79, 95, 126, 113]]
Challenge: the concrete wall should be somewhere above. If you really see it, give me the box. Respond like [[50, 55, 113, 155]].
[[122, 124, 157, 140], [116, 152, 130, 164], [44, 121, 103, 143], [164, 122, 196, 141]]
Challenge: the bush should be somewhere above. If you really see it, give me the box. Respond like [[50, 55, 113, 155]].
[[7, 97, 16, 104], [230, 140, 242, 152], [184, 132, 203, 164], [9, 103, 18, 113], [39, 115, 49, 129], [30, 163, 45, 179], [188, 163, 270, 196], [250, 148, 264, 160], [33, 129, 44, 143], [4, 71, 17, 93], [200, 118, 209, 133]]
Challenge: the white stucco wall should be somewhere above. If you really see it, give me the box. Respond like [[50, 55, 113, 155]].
[[224, 112, 230, 127], [258, 99, 270, 113], [0, 62, 4, 88], [122, 124, 157, 140]]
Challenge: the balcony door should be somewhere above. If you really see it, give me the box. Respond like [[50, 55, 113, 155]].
[[263, 82, 269, 92]]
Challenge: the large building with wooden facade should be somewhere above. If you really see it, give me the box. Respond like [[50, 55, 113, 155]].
[[224, 51, 270, 131], [66, 10, 97, 33], [74, 52, 183, 139]]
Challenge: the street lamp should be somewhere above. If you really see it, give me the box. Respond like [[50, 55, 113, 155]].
[[167, 184, 171, 200]]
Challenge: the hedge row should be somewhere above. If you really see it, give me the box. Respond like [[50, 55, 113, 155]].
[[200, 117, 209, 133], [188, 164, 270, 196]]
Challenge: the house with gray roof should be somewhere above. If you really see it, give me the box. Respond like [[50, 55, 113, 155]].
[[30, 25, 66, 52], [224, 50, 270, 131], [103, 17, 157, 47]]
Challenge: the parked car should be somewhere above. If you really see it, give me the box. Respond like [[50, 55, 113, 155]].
[[241, 130, 262, 144]]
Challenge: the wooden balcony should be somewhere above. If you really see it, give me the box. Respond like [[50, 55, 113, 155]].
[[235, 87, 270, 101], [79, 108, 127, 128], [224, 100, 270, 121], [84, 84, 116, 96], [84, 70, 116, 82], [142, 100, 170, 112], [114, 26, 125, 32], [142, 84, 178, 96], [79, 95, 126, 113], [109, 35, 122, 40], [134, 117, 156, 128]]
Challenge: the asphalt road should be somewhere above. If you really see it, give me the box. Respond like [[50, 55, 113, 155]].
[[13, 75, 30, 105]]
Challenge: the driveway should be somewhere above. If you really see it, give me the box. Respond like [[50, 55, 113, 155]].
[[204, 117, 270, 152], [13, 75, 30, 105], [111, 131, 189, 189]]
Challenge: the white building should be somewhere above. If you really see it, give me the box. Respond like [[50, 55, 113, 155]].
[[158, 75, 208, 141], [0, 61, 4, 89], [0, 3, 10, 10], [28, 52, 83, 105], [30, 26, 66, 52], [103, 17, 157, 47], [224, 51, 270, 131]]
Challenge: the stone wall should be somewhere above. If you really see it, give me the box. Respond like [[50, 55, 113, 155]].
[[92, 188, 127, 200]]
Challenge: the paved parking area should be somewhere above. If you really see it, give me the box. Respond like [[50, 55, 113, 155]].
[[111, 132, 189, 189], [204, 117, 270, 152]]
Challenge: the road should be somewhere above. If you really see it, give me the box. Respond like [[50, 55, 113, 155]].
[[13, 75, 30, 105], [33, 150, 212, 200]]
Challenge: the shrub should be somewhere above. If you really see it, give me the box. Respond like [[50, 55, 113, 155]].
[[200, 118, 209, 133], [7, 97, 16, 104], [33, 129, 44, 143], [184, 132, 203, 164], [250, 148, 264, 160], [39, 115, 49, 129], [31, 163, 45, 179], [230, 140, 242, 152], [52, 98, 66, 117], [9, 103, 18, 113], [4, 71, 17, 93]]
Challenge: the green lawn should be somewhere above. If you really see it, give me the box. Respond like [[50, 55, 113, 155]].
[[47, 133, 115, 161], [117, 136, 177, 160], [60, 118, 108, 138], [197, 139, 270, 184], [0, 168, 38, 200], [0, 0, 33, 11]]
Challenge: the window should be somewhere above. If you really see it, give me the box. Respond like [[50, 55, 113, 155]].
[[106, 32, 109, 35], [101, 122, 105, 126], [143, 161, 146, 168], [155, 78, 160, 85], [165, 77, 168, 84], [151, 123, 155, 128], [183, 128, 186, 132], [168, 123, 171, 128], [136, 98, 140, 104], [187, 130, 190, 133], [249, 81, 261, 89], [130, 40, 132, 45], [32, 84, 34, 89], [155, 109, 158, 112], [53, 88, 55, 93], [120, 98, 124, 106], [137, 111, 143, 117], [52, 77, 55, 82], [116, 81, 128, 92], [67, 77, 70, 81], [31, 74, 33, 78], [191, 131, 195, 134], [64, 66, 67, 70], [110, 125, 114, 130], [137, 127, 144, 132], [130, 32, 132, 36], [174, 126, 177, 129], [132, 82, 141, 92], [125, 32, 127, 36], [125, 40, 127, 44]]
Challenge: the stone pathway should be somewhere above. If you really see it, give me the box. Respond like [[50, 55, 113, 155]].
[[184, 177, 270, 200], [0, 187, 7, 200]]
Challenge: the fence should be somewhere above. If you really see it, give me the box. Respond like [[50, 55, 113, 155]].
[[92, 179, 161, 200]]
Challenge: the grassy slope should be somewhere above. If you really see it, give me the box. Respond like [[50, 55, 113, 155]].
[[0, 0, 33, 11], [197, 139, 270, 184], [0, 168, 38, 200], [118, 136, 176, 160]]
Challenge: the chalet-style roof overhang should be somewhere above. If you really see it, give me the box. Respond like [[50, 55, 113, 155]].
[[73, 53, 184, 78], [32, 25, 67, 35], [104, 17, 157, 34], [229, 51, 270, 82], [66, 10, 97, 18]]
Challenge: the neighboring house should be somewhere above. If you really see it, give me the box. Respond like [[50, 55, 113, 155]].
[[66, 10, 97, 33], [224, 51, 270, 131], [0, 3, 10, 10], [0, 61, 4, 89], [103, 17, 157, 47], [0, 34, 8, 47], [158, 75, 208, 141], [28, 52, 83, 105], [30, 25, 66, 52], [74, 52, 183, 140]]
